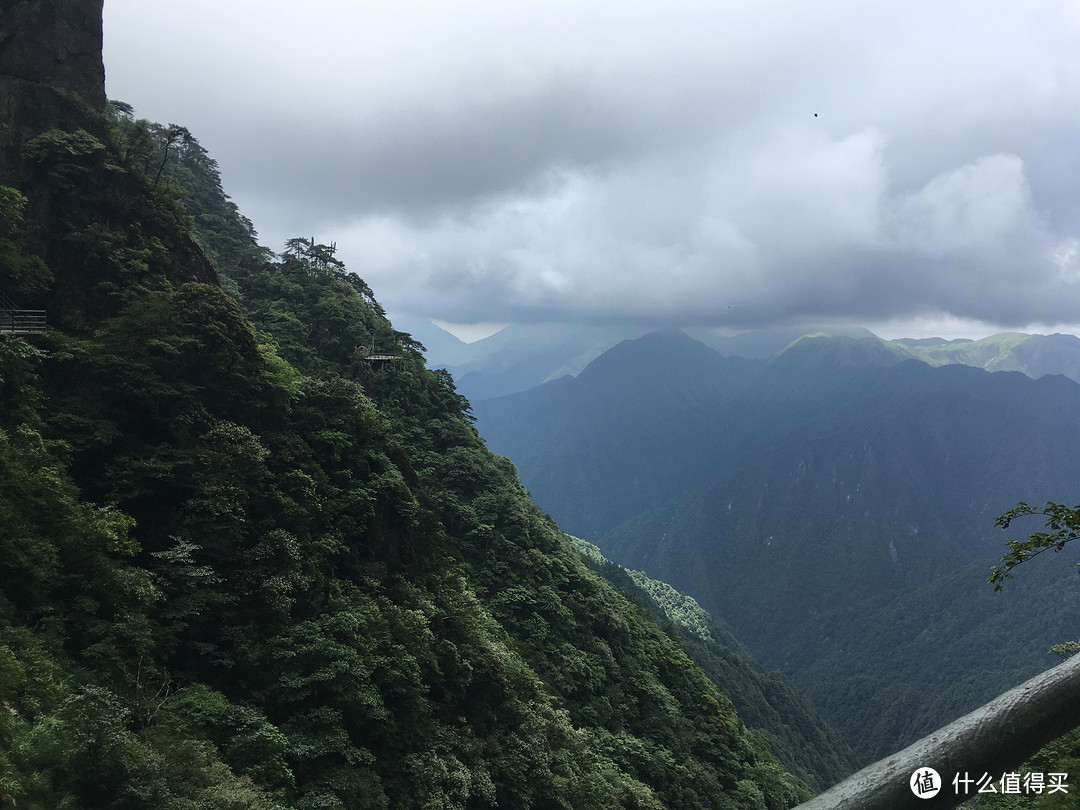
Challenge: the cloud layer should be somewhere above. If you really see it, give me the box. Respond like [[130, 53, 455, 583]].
[[103, 0, 1080, 333]]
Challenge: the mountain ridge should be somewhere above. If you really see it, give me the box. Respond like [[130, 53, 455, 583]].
[[422, 321, 1080, 402]]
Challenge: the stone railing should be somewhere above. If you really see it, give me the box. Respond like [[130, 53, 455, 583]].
[[794, 652, 1080, 809]]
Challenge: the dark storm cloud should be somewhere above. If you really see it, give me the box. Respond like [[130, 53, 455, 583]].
[[103, 0, 1080, 335], [223, 73, 693, 216]]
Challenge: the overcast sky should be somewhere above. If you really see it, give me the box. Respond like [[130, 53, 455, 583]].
[[102, 0, 1080, 338]]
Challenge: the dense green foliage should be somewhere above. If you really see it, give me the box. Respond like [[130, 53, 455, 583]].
[[969, 725, 1080, 809], [991, 501, 1080, 592], [571, 539, 858, 791], [973, 511, 1080, 809], [0, 98, 810, 807]]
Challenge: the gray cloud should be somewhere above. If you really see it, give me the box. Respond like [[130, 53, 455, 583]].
[[103, 0, 1080, 335]]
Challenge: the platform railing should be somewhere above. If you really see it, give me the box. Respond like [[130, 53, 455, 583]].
[[793, 652, 1080, 809], [0, 309, 47, 334]]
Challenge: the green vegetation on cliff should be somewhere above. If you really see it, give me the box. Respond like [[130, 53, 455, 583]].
[[0, 80, 810, 809], [572, 539, 858, 791]]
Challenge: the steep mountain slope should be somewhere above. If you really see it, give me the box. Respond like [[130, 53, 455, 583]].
[[162, 117, 854, 797], [598, 398, 1080, 759], [475, 331, 1080, 761], [572, 539, 859, 791], [0, 8, 812, 808]]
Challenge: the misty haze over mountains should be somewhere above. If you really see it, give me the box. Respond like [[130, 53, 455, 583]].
[[402, 315, 1080, 403]]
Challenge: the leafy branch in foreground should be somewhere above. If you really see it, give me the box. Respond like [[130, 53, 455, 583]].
[[990, 501, 1080, 592], [980, 501, 1080, 810]]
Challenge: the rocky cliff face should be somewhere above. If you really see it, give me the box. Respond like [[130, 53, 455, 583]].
[[0, 0, 106, 177], [0, 0, 219, 322]]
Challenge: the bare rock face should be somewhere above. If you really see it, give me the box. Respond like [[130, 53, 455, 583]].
[[0, 0, 106, 178], [0, 0, 105, 103]]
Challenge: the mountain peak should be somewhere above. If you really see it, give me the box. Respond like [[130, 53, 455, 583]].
[[589, 328, 715, 363], [575, 328, 728, 386], [771, 333, 913, 371]]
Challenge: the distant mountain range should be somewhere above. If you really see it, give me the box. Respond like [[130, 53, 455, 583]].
[[399, 315, 1080, 402], [773, 330, 1080, 382], [472, 329, 1080, 762]]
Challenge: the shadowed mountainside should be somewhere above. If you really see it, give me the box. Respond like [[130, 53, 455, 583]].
[[475, 330, 1080, 760]]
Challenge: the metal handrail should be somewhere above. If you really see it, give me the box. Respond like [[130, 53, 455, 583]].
[[794, 652, 1080, 809], [0, 309, 47, 334], [0, 290, 20, 310]]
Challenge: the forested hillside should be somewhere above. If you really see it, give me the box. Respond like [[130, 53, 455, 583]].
[[0, 5, 817, 807], [474, 330, 1080, 761], [570, 539, 858, 791]]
